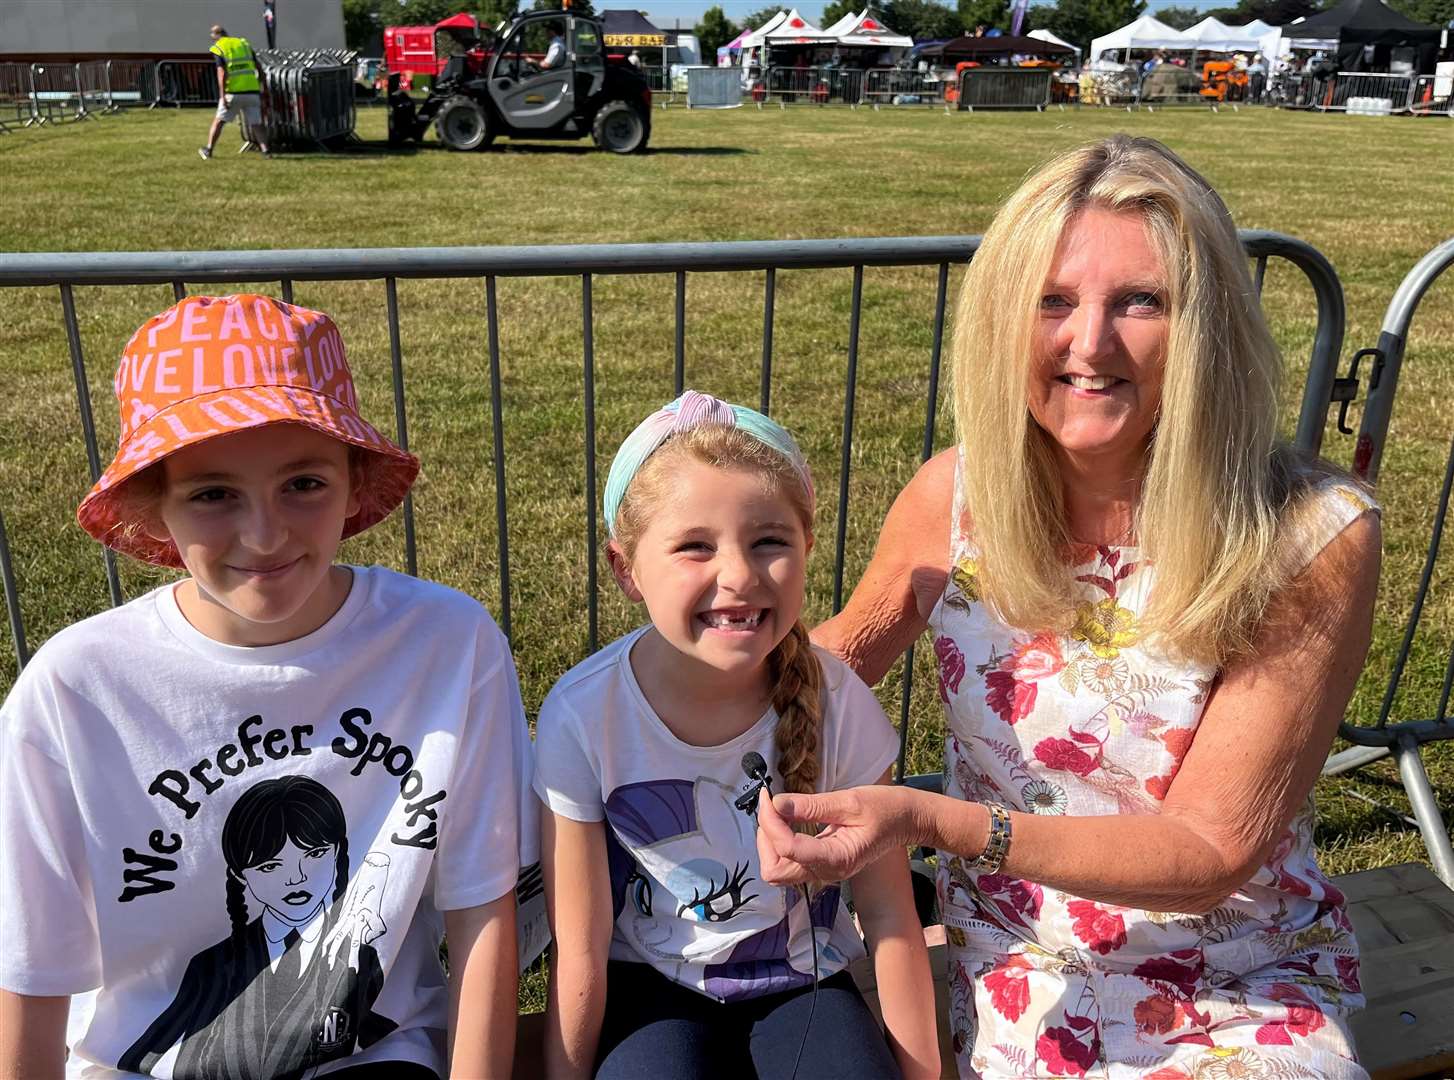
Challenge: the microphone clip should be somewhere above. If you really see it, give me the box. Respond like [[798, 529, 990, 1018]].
[[735, 752, 774, 818], [734, 774, 773, 817]]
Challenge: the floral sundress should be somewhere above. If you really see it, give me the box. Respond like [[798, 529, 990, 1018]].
[[928, 467, 1378, 1080]]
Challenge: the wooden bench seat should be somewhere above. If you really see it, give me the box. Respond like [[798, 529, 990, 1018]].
[[1341, 863, 1454, 1080], [516, 863, 1454, 1079]]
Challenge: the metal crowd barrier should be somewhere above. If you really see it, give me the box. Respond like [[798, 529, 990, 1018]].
[[0, 62, 35, 129], [759, 66, 865, 106], [103, 60, 158, 110], [0, 231, 1355, 797], [1322, 237, 1454, 887], [685, 67, 742, 109], [1317, 71, 1416, 112], [860, 67, 947, 107], [257, 55, 357, 148], [1410, 73, 1453, 117], [955, 67, 1051, 111], [151, 59, 221, 108], [28, 63, 90, 122]]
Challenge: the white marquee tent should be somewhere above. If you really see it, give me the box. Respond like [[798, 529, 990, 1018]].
[[830, 9, 913, 49], [741, 10, 788, 47], [1027, 27, 1081, 59], [751, 8, 837, 45], [1184, 15, 1267, 51], [1089, 15, 1190, 60], [1262, 16, 1339, 57]]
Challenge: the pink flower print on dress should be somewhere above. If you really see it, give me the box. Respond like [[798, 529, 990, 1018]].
[[983, 954, 1033, 1022], [1036, 1015, 1100, 1077], [1033, 735, 1099, 777], [934, 635, 965, 702], [985, 668, 1037, 725], [1009, 632, 1065, 680], [1067, 899, 1127, 955], [1335, 955, 1361, 992], [1132, 949, 1205, 998], [975, 873, 1044, 934], [1255, 982, 1327, 1044]]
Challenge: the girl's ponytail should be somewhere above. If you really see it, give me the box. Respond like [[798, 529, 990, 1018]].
[[771, 620, 824, 799]]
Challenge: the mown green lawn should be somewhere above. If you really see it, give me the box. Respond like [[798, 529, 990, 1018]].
[[2, 103, 1450, 906]]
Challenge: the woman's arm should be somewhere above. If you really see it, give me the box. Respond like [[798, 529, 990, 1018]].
[[0, 990, 68, 1079], [542, 811, 613, 1079], [812, 448, 956, 685], [847, 773, 939, 1080], [765, 513, 1381, 913], [444, 891, 518, 1079]]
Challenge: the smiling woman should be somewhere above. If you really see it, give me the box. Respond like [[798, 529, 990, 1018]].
[[755, 136, 1383, 1079]]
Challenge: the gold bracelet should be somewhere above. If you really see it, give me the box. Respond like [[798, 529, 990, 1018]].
[[968, 802, 1012, 874]]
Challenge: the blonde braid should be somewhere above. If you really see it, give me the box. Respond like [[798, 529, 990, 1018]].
[[771, 620, 823, 800]]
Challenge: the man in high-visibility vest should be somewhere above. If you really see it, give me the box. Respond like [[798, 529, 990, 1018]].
[[199, 24, 270, 159]]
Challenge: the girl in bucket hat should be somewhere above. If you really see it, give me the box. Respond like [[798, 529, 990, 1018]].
[[0, 295, 539, 1080]]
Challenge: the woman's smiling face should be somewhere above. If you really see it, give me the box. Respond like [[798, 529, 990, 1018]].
[[1029, 207, 1171, 476], [238, 837, 336, 924]]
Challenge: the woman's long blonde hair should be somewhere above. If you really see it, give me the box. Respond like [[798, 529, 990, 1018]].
[[953, 134, 1315, 667], [610, 426, 824, 796]]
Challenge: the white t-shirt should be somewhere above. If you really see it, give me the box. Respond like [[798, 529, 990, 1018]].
[[0, 566, 540, 1079], [533, 626, 898, 1003]]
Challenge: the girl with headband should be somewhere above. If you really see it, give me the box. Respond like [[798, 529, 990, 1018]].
[[0, 295, 539, 1079], [533, 391, 938, 1078]]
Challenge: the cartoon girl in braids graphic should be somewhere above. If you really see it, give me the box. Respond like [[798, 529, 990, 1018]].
[[121, 776, 395, 1080]]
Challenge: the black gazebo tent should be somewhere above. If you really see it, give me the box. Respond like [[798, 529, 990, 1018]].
[[917, 35, 1076, 61], [1284, 0, 1440, 72], [599, 9, 667, 48]]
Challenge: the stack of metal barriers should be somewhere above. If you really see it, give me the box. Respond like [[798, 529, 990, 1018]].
[[256, 49, 359, 149]]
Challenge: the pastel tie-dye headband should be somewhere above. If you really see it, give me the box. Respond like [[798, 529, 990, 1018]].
[[604, 390, 815, 537]]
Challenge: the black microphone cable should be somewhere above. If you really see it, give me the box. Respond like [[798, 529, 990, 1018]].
[[785, 880, 819, 1080], [740, 753, 821, 1080]]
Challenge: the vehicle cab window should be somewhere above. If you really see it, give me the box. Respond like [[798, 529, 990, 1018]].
[[572, 20, 601, 60]]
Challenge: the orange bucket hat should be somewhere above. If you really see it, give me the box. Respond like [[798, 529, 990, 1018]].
[[77, 294, 420, 568]]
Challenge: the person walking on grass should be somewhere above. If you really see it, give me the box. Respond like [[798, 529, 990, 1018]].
[[200, 24, 270, 159]]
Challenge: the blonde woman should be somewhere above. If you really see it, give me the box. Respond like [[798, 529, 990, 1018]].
[[754, 135, 1378, 1078]]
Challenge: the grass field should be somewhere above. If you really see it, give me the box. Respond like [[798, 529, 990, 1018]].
[[2, 103, 1451, 903]]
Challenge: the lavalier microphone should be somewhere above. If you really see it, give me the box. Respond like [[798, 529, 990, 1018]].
[[735, 751, 773, 816]]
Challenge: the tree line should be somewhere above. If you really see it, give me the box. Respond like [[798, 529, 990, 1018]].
[[344, 0, 1453, 57]]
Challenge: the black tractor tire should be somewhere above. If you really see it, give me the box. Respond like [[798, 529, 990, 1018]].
[[591, 100, 647, 154], [435, 95, 493, 152]]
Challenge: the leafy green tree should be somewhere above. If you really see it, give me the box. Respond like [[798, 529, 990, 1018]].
[[741, 7, 785, 30], [1381, 0, 1453, 21], [694, 5, 742, 54], [958, 0, 1010, 32], [1225, 0, 1322, 22], [1029, 0, 1145, 51], [343, 0, 385, 48], [881, 0, 963, 38], [1152, 4, 1202, 28], [1022, 3, 1059, 33], [820, 0, 860, 27], [393, 0, 474, 22]]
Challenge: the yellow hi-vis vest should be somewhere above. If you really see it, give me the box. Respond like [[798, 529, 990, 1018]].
[[210, 36, 260, 93]]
